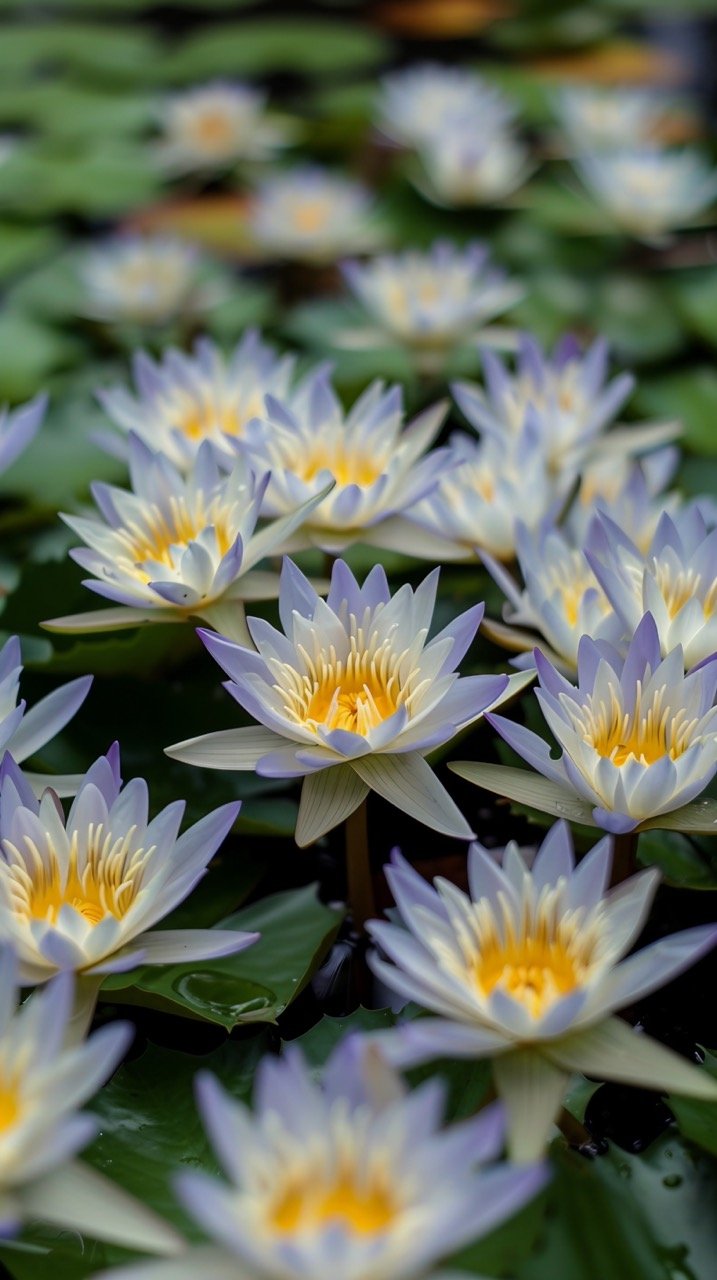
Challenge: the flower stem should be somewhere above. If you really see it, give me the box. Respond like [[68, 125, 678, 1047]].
[[345, 799, 375, 933], [611, 831, 639, 886], [64, 974, 104, 1046]]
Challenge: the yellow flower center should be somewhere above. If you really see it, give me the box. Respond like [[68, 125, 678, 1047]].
[[192, 110, 235, 150], [118, 494, 235, 576], [469, 888, 601, 1019], [652, 562, 717, 620], [298, 444, 384, 488], [270, 1170, 396, 1237], [273, 627, 427, 738], [292, 200, 331, 235], [0, 1082, 19, 1132], [5, 824, 152, 928], [582, 681, 696, 767]]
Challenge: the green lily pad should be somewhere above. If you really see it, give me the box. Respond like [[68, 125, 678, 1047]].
[[670, 1051, 717, 1158], [105, 885, 344, 1028], [634, 368, 717, 456], [157, 20, 389, 82]]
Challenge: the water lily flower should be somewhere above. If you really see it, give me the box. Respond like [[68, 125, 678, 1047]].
[[555, 87, 669, 152], [248, 166, 382, 263], [0, 745, 258, 986], [482, 520, 622, 673], [241, 370, 449, 556], [576, 147, 717, 240], [368, 825, 717, 1162], [487, 612, 717, 833], [587, 506, 717, 670], [0, 393, 46, 476], [0, 634, 91, 798], [377, 62, 515, 149], [44, 436, 329, 639], [403, 419, 560, 563], [157, 81, 288, 173], [341, 241, 523, 354], [453, 334, 674, 477], [167, 558, 512, 845], [418, 124, 532, 206], [0, 948, 180, 1253], [566, 447, 683, 553], [92, 1036, 547, 1280], [81, 235, 217, 327], [96, 332, 299, 471]]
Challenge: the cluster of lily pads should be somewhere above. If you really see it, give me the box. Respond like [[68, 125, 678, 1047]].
[[2, 32, 717, 1280]]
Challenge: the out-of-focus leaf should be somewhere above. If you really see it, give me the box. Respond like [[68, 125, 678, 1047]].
[[594, 274, 685, 364], [635, 368, 717, 456], [670, 1051, 717, 1157], [0, 313, 82, 403], [0, 223, 60, 284], [0, 141, 160, 216], [157, 20, 389, 81], [638, 830, 717, 890], [0, 23, 159, 81]]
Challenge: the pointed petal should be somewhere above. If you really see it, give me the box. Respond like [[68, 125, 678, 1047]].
[[165, 727, 282, 769], [352, 753, 475, 840], [22, 1160, 182, 1254], [545, 1017, 717, 1099], [295, 764, 369, 847], [493, 1048, 570, 1163]]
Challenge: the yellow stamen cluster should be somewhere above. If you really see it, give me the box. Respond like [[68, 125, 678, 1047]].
[[546, 553, 609, 627], [468, 885, 602, 1019], [3, 824, 153, 927], [298, 442, 385, 489], [273, 622, 427, 737], [576, 680, 697, 766], [0, 1080, 20, 1132], [270, 1166, 397, 1237], [116, 493, 235, 575], [651, 561, 717, 620]]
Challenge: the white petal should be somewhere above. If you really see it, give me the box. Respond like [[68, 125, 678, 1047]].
[[21, 1160, 182, 1254], [545, 1017, 717, 1099], [295, 764, 369, 847], [492, 1047, 570, 1164], [352, 752, 475, 840], [165, 727, 282, 769]]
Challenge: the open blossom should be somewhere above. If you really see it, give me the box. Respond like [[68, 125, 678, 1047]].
[[0, 634, 91, 797], [452, 335, 671, 476], [248, 166, 381, 262], [0, 393, 46, 476], [241, 371, 449, 555], [81, 235, 216, 327], [587, 507, 717, 670], [45, 437, 328, 637], [566, 447, 683, 552], [555, 87, 669, 152], [576, 147, 717, 239], [0, 746, 258, 983], [482, 520, 622, 673], [0, 949, 179, 1252], [377, 62, 514, 149], [341, 241, 522, 352], [167, 558, 512, 845], [94, 1038, 546, 1280], [369, 825, 717, 1162], [419, 125, 531, 206], [403, 419, 560, 563], [157, 82, 287, 172], [487, 612, 717, 834], [96, 332, 298, 471]]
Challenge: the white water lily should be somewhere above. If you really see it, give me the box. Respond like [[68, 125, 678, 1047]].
[[96, 332, 299, 471], [482, 521, 622, 673], [157, 81, 288, 173], [566, 448, 683, 553], [576, 147, 717, 240], [81, 235, 216, 327], [241, 371, 449, 555], [0, 746, 258, 985], [248, 166, 381, 262], [419, 125, 532, 207], [369, 825, 717, 1162], [403, 421, 560, 563], [555, 87, 670, 152], [91, 1037, 546, 1280], [44, 436, 330, 639], [167, 558, 516, 845], [0, 634, 92, 799], [341, 241, 522, 354], [587, 506, 717, 670], [377, 62, 515, 150], [0, 947, 180, 1253]]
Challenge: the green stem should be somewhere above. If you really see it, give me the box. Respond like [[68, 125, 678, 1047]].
[[611, 831, 639, 886], [64, 974, 104, 1046], [345, 799, 375, 933]]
